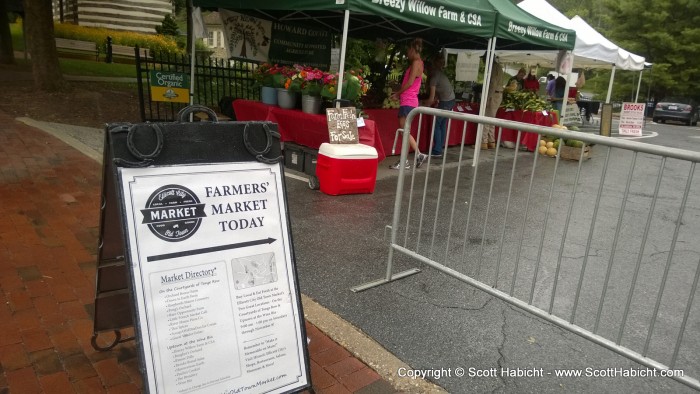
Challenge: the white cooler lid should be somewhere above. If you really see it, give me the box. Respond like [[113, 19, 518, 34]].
[[319, 143, 378, 159]]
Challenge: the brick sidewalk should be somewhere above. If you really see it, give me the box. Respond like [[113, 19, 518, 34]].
[[0, 112, 397, 393]]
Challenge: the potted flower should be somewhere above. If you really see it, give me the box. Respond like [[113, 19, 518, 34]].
[[277, 65, 302, 109], [254, 63, 285, 105], [320, 72, 338, 103], [320, 66, 371, 108], [299, 67, 325, 114]]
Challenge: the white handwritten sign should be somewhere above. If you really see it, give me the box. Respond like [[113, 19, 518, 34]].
[[326, 107, 359, 144], [456, 51, 480, 82], [562, 103, 583, 126], [619, 102, 645, 137]]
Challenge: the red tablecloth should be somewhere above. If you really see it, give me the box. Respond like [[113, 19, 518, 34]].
[[360, 105, 557, 156], [365, 104, 480, 156], [495, 108, 558, 152], [233, 100, 386, 162]]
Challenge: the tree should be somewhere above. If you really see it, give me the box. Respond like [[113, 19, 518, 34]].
[[156, 14, 179, 36], [23, 0, 67, 91], [602, 0, 700, 101], [171, 0, 186, 14], [0, 0, 15, 64]]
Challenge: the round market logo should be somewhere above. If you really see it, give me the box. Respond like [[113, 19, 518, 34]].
[[140, 185, 207, 242]]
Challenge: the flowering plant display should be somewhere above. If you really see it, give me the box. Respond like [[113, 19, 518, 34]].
[[255, 63, 371, 102], [281, 65, 303, 92], [253, 63, 286, 88], [297, 66, 326, 96], [320, 66, 371, 103]]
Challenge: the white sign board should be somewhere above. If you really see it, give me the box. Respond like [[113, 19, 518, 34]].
[[330, 48, 341, 74], [118, 162, 309, 394], [619, 102, 645, 137], [455, 51, 480, 82], [562, 103, 583, 126]]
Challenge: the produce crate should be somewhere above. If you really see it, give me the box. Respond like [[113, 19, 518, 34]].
[[283, 143, 305, 172], [559, 145, 592, 161]]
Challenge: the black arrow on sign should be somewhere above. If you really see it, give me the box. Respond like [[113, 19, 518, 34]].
[[147, 238, 277, 262]]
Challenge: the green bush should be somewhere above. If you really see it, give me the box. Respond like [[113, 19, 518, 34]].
[[54, 22, 182, 56], [155, 14, 179, 36]]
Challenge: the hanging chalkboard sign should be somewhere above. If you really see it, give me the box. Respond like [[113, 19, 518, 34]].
[[93, 106, 311, 393], [326, 107, 359, 144]]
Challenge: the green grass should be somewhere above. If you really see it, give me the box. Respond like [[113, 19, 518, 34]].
[[13, 57, 138, 78], [10, 23, 137, 78], [58, 58, 137, 77], [10, 23, 24, 51]]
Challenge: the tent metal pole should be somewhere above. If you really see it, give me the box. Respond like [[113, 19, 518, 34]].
[[635, 70, 643, 103], [474, 37, 496, 166], [335, 9, 351, 107], [559, 53, 575, 125], [605, 65, 616, 104], [189, 22, 196, 106]]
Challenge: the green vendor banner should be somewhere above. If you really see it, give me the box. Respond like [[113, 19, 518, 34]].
[[268, 22, 331, 69], [220, 9, 331, 68], [197, 0, 575, 51], [352, 0, 496, 38], [488, 0, 575, 50]]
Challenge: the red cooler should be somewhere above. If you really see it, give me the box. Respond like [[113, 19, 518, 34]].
[[317, 143, 378, 195]]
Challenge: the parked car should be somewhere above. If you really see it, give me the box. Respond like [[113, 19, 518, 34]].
[[652, 98, 698, 126]]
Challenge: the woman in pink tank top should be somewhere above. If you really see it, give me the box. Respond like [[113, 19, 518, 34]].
[[390, 38, 427, 170]]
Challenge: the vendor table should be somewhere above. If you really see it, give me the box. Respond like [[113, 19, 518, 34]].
[[364, 103, 479, 155], [495, 108, 558, 152], [365, 103, 556, 155], [233, 100, 386, 162]]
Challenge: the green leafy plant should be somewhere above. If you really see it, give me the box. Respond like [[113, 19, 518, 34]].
[[297, 66, 325, 96], [54, 23, 181, 56], [155, 14, 179, 36]]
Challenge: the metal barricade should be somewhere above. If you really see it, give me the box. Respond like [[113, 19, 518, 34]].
[[353, 106, 700, 391]]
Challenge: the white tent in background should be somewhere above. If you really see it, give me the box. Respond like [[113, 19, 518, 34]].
[[514, 0, 619, 69], [569, 16, 645, 71], [514, 0, 647, 104]]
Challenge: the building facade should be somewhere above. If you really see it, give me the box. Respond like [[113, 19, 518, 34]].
[[52, 0, 173, 34], [203, 12, 227, 59]]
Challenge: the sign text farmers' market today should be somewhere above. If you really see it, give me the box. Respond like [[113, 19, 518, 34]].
[[371, 0, 483, 26]]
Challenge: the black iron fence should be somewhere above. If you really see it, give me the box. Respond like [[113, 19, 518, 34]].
[[136, 49, 260, 122]]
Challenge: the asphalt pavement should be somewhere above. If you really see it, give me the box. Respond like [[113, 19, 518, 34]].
[[11, 115, 700, 393]]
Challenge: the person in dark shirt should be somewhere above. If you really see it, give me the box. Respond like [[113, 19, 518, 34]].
[[506, 67, 526, 91], [552, 76, 567, 113]]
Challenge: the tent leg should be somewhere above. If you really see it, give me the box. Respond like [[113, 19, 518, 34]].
[[559, 54, 575, 125], [605, 65, 616, 104], [474, 37, 496, 167], [635, 70, 643, 103], [335, 9, 351, 107]]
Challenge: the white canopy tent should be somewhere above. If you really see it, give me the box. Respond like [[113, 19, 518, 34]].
[[568, 16, 645, 72], [515, 0, 618, 69], [513, 0, 647, 105]]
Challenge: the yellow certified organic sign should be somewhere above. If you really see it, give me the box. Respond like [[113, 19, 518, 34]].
[[149, 71, 190, 103]]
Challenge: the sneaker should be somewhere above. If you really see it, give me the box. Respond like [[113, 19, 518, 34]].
[[430, 152, 443, 158], [416, 153, 428, 168], [389, 160, 411, 170]]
